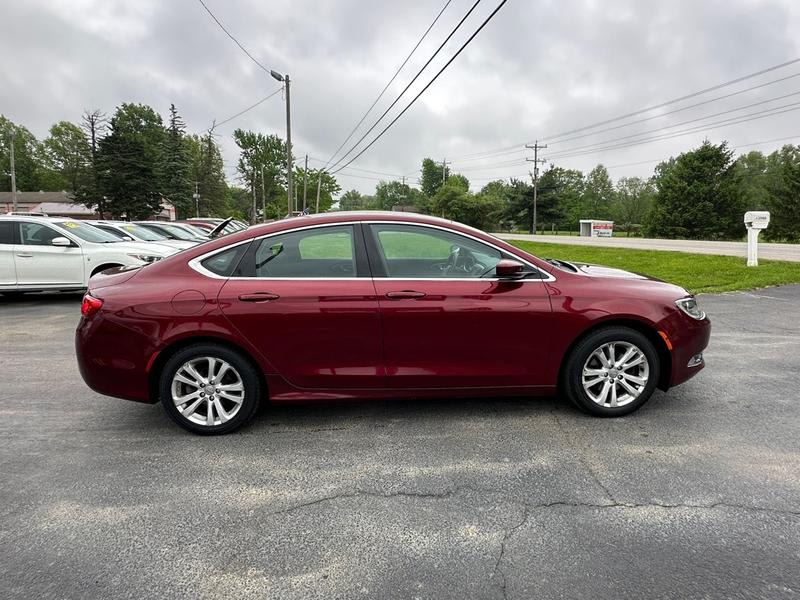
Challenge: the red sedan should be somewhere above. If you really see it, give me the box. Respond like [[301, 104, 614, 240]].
[[75, 212, 710, 434]]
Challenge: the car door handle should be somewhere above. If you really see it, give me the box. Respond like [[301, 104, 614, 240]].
[[238, 292, 280, 302], [16, 253, 33, 258], [385, 290, 427, 299]]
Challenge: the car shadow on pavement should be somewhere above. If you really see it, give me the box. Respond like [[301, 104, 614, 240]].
[[0, 291, 84, 305]]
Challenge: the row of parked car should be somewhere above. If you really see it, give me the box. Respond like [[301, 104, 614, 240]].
[[0, 214, 248, 295]]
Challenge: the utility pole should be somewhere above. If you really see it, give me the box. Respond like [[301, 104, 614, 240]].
[[270, 70, 292, 217], [251, 181, 257, 225], [441, 158, 451, 185], [525, 141, 547, 235], [315, 173, 322, 214], [9, 130, 18, 212], [302, 154, 308, 211], [193, 181, 200, 218], [260, 165, 266, 222]]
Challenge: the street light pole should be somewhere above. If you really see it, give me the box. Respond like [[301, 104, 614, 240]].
[[271, 71, 293, 217], [9, 130, 18, 212]]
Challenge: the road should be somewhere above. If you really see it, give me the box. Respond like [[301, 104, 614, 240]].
[[1, 289, 799, 599], [496, 233, 800, 262]]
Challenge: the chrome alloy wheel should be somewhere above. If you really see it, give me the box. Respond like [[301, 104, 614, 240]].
[[170, 357, 245, 427], [581, 341, 650, 408]]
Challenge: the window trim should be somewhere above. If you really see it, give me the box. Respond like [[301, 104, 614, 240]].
[[187, 220, 555, 282]]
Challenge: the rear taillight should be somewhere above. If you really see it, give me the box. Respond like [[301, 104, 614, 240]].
[[81, 294, 104, 317]]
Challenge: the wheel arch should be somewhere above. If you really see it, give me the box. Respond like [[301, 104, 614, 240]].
[[558, 318, 672, 391], [147, 335, 268, 402]]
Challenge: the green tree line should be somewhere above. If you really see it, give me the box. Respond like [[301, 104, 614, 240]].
[[340, 141, 800, 242], [1, 106, 341, 221]]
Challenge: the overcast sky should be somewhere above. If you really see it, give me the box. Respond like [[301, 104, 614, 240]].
[[2, 0, 800, 194]]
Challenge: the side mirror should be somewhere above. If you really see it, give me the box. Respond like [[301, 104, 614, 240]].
[[51, 237, 72, 247], [495, 259, 525, 278]]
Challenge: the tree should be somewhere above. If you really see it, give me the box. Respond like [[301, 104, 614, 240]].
[[77, 109, 107, 214], [733, 150, 771, 213], [582, 164, 614, 220], [160, 104, 192, 217], [421, 157, 449, 197], [95, 103, 166, 219], [612, 177, 654, 235], [645, 141, 744, 239], [763, 145, 800, 242], [234, 129, 288, 221], [535, 167, 585, 230], [41, 121, 91, 192], [186, 133, 228, 217], [0, 116, 43, 192], [374, 180, 412, 210]]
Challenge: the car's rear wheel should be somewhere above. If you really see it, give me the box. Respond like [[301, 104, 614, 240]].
[[159, 344, 261, 434], [563, 326, 659, 417]]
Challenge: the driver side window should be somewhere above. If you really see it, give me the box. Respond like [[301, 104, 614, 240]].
[[369, 223, 504, 278]]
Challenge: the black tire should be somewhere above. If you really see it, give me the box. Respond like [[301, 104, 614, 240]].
[[562, 326, 659, 417], [159, 343, 261, 435], [1, 291, 26, 299]]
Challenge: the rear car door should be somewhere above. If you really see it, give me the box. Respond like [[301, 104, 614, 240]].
[[14, 222, 84, 287], [214, 223, 384, 389], [366, 222, 554, 389], [0, 221, 17, 286]]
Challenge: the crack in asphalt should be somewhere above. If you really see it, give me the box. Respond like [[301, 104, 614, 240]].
[[549, 407, 618, 504], [270, 487, 799, 600]]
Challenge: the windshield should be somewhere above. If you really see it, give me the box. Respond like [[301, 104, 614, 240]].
[[158, 223, 203, 241], [118, 223, 168, 242], [55, 221, 121, 243], [181, 224, 211, 237]]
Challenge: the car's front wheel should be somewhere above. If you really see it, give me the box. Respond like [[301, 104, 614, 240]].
[[159, 344, 261, 434], [563, 326, 659, 417]]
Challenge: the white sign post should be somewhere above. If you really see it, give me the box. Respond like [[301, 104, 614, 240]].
[[744, 211, 770, 267]]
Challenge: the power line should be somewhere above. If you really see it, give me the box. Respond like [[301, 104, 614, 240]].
[[210, 87, 284, 130], [324, 0, 453, 167], [546, 72, 800, 147], [545, 102, 800, 160], [331, 0, 510, 175], [195, 0, 271, 74], [544, 91, 800, 158], [327, 0, 485, 172], [444, 56, 800, 162]]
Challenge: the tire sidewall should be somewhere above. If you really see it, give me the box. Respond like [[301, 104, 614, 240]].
[[565, 327, 660, 417], [159, 343, 260, 435]]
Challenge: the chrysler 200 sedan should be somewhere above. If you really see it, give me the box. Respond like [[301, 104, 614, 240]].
[[76, 212, 710, 434]]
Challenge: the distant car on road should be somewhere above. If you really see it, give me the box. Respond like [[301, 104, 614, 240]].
[[0, 215, 176, 295], [86, 221, 198, 251], [76, 212, 710, 435]]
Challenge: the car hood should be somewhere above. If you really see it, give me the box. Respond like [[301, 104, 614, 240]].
[[572, 262, 650, 280], [550, 260, 689, 300]]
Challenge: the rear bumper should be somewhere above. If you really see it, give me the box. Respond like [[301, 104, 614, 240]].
[[75, 313, 156, 404]]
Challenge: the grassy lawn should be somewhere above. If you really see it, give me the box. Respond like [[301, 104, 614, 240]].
[[508, 240, 800, 294]]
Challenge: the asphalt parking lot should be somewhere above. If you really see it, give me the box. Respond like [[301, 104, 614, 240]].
[[1, 287, 799, 600]]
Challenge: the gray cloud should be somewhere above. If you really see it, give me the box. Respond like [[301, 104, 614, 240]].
[[2, 0, 799, 193]]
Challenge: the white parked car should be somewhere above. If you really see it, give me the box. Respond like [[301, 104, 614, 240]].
[[85, 220, 198, 250], [0, 215, 177, 295]]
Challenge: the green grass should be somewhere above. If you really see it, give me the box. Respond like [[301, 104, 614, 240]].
[[508, 240, 800, 294]]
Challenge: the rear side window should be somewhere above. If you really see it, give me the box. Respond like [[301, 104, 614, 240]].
[[200, 243, 249, 277], [0, 221, 14, 245], [241, 225, 356, 278]]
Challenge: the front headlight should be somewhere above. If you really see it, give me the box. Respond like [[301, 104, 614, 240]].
[[127, 254, 162, 264], [675, 296, 705, 320]]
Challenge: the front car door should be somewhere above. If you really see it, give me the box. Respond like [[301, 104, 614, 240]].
[[14, 221, 84, 287], [213, 223, 384, 390], [365, 222, 554, 390]]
